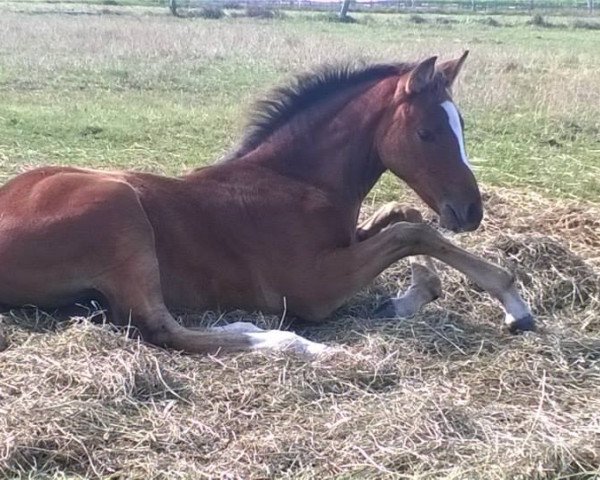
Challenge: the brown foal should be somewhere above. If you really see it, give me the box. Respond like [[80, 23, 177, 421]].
[[0, 52, 534, 356]]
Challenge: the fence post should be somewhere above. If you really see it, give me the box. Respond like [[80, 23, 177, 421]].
[[339, 0, 351, 19], [169, 0, 179, 16]]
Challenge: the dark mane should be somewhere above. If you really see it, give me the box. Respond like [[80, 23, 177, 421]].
[[223, 62, 418, 161]]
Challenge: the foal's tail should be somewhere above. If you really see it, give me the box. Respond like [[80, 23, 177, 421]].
[[0, 303, 9, 351], [0, 331, 7, 352]]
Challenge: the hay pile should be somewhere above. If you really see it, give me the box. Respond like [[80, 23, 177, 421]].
[[1, 186, 599, 479]]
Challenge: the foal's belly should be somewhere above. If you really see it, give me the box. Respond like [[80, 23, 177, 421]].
[[129, 167, 356, 318], [158, 253, 300, 315], [153, 222, 332, 317]]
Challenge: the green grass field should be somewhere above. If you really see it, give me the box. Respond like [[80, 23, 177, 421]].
[[1, 3, 599, 478], [1, 5, 599, 199]]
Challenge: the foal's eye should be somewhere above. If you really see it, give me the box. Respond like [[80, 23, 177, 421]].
[[417, 129, 435, 143]]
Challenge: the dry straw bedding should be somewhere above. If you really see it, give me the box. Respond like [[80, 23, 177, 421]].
[[0, 186, 599, 479]]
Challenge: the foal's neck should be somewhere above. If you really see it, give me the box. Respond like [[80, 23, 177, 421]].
[[249, 80, 392, 205]]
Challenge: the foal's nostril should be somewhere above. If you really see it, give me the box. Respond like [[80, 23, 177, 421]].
[[439, 203, 460, 232], [465, 202, 483, 227], [440, 201, 482, 232], [448, 205, 460, 225]]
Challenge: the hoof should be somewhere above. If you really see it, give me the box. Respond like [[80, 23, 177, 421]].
[[373, 299, 398, 319], [391, 297, 420, 318], [373, 297, 419, 319], [506, 314, 536, 334]]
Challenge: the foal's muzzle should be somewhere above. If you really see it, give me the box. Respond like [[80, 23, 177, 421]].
[[440, 201, 483, 233]]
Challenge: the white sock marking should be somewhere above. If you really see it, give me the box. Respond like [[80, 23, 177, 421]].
[[501, 288, 533, 326], [209, 321, 263, 333], [246, 329, 330, 358], [440, 101, 471, 169], [210, 322, 333, 359]]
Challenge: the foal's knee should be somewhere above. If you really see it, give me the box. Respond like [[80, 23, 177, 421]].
[[380, 203, 423, 224], [389, 221, 440, 247]]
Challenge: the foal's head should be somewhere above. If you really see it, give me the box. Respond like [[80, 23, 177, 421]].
[[377, 52, 482, 232]]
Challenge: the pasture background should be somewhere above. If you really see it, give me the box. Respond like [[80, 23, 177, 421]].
[[0, 2, 599, 478]]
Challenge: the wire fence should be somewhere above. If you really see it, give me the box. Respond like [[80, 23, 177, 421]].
[[169, 0, 596, 15]]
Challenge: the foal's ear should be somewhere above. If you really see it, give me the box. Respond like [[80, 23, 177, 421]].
[[437, 50, 469, 88], [401, 56, 438, 97]]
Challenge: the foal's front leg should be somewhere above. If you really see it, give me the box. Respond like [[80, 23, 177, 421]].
[[356, 201, 424, 241], [357, 203, 442, 318], [376, 255, 442, 318], [314, 222, 533, 332]]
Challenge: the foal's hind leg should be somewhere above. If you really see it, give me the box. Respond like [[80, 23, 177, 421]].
[[357, 204, 442, 318], [83, 184, 329, 357], [96, 231, 330, 357]]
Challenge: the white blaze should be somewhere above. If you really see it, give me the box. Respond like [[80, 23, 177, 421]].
[[440, 101, 471, 169]]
